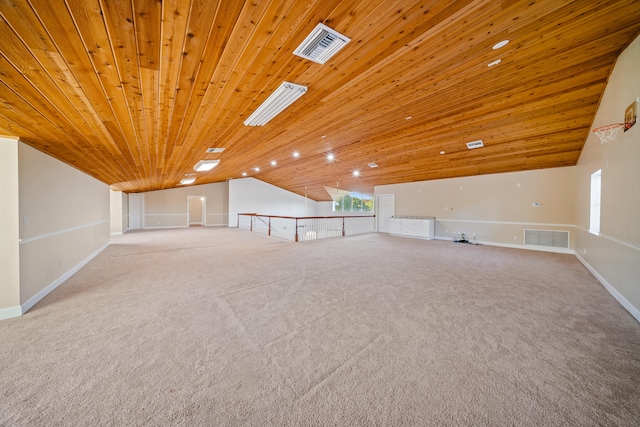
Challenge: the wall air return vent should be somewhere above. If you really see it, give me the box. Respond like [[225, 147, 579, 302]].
[[466, 140, 484, 149], [524, 229, 569, 249], [294, 23, 351, 64]]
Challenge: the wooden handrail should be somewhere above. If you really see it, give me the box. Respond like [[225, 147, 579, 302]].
[[238, 213, 375, 220]]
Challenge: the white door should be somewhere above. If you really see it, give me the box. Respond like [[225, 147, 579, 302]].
[[187, 196, 205, 226], [129, 194, 144, 230], [376, 194, 395, 232]]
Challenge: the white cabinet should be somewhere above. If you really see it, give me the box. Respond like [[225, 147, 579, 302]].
[[386, 216, 435, 240]]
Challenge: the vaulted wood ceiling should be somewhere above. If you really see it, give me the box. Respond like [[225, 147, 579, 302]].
[[1, 0, 638, 201]]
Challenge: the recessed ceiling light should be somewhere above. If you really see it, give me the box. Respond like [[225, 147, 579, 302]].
[[440, 151, 446, 155], [292, 151, 300, 158], [242, 172, 247, 176], [270, 160, 277, 166], [194, 159, 220, 172], [327, 154, 335, 161], [180, 177, 196, 185], [405, 116, 412, 120], [254, 167, 260, 172], [367, 162, 378, 168], [492, 40, 509, 50], [353, 170, 360, 177], [488, 59, 502, 67], [206, 147, 225, 153]]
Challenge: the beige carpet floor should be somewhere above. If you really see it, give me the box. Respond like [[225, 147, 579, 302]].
[[1, 227, 639, 426]]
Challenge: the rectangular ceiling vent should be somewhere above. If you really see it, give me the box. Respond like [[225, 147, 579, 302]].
[[367, 162, 379, 168], [243, 82, 307, 126], [294, 23, 351, 64], [206, 148, 225, 153], [466, 140, 484, 150]]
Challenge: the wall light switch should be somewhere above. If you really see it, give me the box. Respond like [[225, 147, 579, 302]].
[[23, 215, 30, 226]]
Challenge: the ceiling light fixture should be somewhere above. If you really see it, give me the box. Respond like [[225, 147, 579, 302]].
[[292, 151, 300, 158], [327, 154, 335, 161], [242, 172, 247, 176], [294, 22, 351, 64], [440, 151, 446, 155], [254, 167, 260, 172], [405, 116, 412, 120], [353, 170, 360, 177], [488, 59, 502, 67], [180, 177, 196, 185], [193, 159, 220, 172], [270, 160, 277, 166], [492, 40, 509, 49], [243, 82, 307, 126]]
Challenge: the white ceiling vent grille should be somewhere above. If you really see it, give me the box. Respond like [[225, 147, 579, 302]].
[[294, 23, 351, 64], [206, 148, 225, 153], [466, 140, 484, 150]]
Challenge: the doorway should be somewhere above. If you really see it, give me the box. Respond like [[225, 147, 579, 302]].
[[129, 194, 144, 230], [187, 196, 206, 226], [375, 194, 395, 232]]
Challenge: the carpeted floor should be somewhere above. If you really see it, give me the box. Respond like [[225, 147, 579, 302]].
[[1, 227, 639, 426]]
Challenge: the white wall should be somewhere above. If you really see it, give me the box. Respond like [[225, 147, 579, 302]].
[[0, 137, 21, 319], [17, 142, 110, 315], [573, 35, 640, 320], [141, 181, 228, 228], [228, 178, 318, 226], [375, 166, 576, 249]]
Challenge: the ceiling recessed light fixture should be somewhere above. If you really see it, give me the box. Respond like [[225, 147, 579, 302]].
[[270, 160, 277, 166], [492, 40, 509, 50], [254, 167, 260, 172], [327, 154, 335, 161], [206, 147, 225, 153], [405, 116, 412, 120], [180, 177, 196, 185], [292, 151, 300, 158], [294, 22, 351, 64], [440, 151, 446, 155], [193, 159, 220, 172], [242, 172, 247, 176], [367, 162, 378, 168], [243, 82, 307, 126], [488, 59, 502, 67], [353, 170, 360, 177]]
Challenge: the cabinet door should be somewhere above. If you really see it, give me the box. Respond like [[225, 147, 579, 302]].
[[388, 218, 402, 234]]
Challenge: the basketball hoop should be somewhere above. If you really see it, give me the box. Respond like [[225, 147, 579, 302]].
[[592, 123, 625, 143]]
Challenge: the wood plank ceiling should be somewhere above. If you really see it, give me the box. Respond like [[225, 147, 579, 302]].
[[0, 0, 639, 201]]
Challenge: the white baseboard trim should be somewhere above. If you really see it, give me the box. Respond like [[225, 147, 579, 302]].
[[0, 305, 22, 321], [574, 253, 640, 323], [20, 241, 110, 315], [142, 225, 189, 230], [110, 231, 123, 236], [433, 237, 573, 254]]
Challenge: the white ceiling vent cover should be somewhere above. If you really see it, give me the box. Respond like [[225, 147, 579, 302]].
[[466, 140, 484, 150], [294, 23, 351, 64], [243, 82, 307, 126]]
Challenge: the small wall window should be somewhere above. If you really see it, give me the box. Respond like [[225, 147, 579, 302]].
[[589, 169, 601, 234], [334, 192, 374, 212]]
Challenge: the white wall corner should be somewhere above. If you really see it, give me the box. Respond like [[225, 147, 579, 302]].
[[574, 253, 640, 324], [20, 241, 110, 315]]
